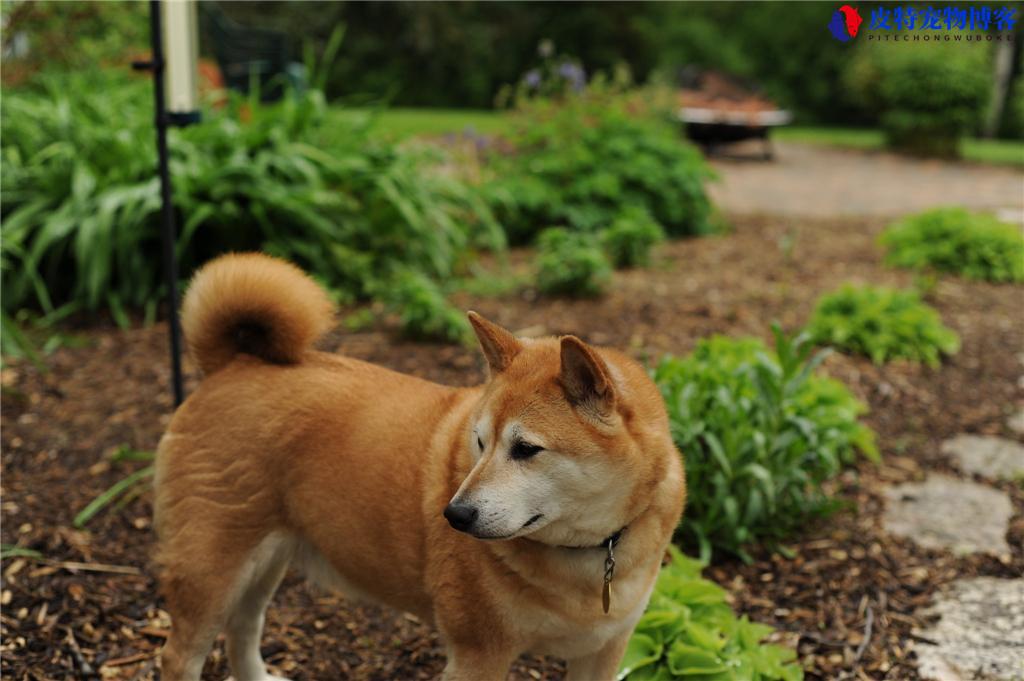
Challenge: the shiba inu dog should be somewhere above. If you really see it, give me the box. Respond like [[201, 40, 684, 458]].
[[154, 252, 686, 681]]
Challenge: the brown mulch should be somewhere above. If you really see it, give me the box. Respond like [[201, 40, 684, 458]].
[[2, 214, 1022, 680]]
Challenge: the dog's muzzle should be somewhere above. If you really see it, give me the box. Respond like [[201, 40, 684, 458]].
[[443, 502, 479, 533]]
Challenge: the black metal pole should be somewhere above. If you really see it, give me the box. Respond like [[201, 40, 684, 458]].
[[148, 0, 185, 407]]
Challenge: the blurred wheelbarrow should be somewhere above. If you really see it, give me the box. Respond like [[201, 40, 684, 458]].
[[675, 68, 793, 160], [678, 107, 793, 160]]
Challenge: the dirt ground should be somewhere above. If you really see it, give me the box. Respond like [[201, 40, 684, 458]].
[[2, 212, 1023, 680]]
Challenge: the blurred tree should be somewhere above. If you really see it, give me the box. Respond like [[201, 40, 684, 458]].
[[1, 0, 148, 86]]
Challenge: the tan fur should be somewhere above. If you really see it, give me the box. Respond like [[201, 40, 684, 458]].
[[155, 254, 686, 681]]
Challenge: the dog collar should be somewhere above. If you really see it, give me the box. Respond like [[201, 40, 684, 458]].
[[558, 526, 626, 552]]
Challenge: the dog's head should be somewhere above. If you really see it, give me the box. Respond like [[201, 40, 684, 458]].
[[444, 312, 676, 547]]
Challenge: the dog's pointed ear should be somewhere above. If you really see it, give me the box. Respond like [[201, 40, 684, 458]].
[[559, 336, 616, 418], [468, 311, 521, 374]]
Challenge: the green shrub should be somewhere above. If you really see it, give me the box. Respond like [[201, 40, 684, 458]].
[[535, 227, 612, 297], [0, 70, 503, 336], [375, 269, 470, 344], [601, 207, 666, 269], [620, 546, 802, 681], [846, 41, 990, 157], [484, 84, 714, 244], [880, 207, 1024, 283], [653, 327, 877, 562], [808, 285, 960, 367]]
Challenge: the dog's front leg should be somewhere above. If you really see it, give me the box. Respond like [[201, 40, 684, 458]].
[[441, 645, 516, 681], [565, 631, 632, 681]]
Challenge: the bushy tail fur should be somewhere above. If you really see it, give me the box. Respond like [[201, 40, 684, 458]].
[[181, 253, 335, 376]]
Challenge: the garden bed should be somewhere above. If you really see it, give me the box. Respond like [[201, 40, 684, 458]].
[[2, 214, 1021, 680]]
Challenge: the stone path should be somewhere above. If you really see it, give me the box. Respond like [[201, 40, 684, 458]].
[[708, 142, 1024, 218], [882, 424, 1023, 679], [942, 434, 1024, 480], [1008, 408, 1024, 436], [882, 474, 1013, 556], [914, 578, 1024, 681]]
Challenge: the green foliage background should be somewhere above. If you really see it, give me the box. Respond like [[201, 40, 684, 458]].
[[1, 70, 504, 337], [484, 85, 714, 245]]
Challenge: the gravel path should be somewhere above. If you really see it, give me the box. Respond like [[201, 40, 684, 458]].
[[708, 142, 1024, 218]]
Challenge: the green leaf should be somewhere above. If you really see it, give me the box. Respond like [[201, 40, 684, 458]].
[[73, 465, 154, 528]]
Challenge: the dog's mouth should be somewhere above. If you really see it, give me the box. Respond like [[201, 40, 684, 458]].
[[522, 513, 544, 529], [471, 514, 545, 541]]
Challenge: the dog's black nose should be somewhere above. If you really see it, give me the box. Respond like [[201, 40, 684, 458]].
[[444, 502, 478, 532]]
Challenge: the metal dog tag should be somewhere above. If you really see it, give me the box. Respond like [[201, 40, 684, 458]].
[[602, 536, 616, 614]]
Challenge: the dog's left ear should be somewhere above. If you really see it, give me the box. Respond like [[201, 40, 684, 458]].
[[559, 336, 616, 418], [468, 311, 521, 374]]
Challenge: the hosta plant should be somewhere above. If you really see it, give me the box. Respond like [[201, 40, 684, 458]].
[[619, 546, 802, 681]]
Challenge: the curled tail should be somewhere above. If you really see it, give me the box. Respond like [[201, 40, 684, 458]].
[[181, 253, 335, 376]]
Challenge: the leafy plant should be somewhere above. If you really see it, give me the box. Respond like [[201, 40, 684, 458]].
[[619, 546, 802, 681], [654, 326, 877, 562], [807, 285, 960, 367], [375, 269, 470, 344], [484, 82, 714, 245], [535, 227, 612, 297], [1, 69, 503, 341], [601, 207, 666, 269], [880, 207, 1024, 283], [846, 40, 990, 157]]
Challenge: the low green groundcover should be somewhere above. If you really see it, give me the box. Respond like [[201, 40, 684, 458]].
[[880, 207, 1024, 283], [619, 547, 802, 681], [808, 285, 960, 367]]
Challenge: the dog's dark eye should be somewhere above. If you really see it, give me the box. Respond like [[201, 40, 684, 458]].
[[510, 441, 543, 460], [477, 436, 484, 451]]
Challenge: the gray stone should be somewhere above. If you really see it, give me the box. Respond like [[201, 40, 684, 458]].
[[942, 434, 1024, 480], [1008, 409, 1024, 437], [915, 577, 1024, 681], [883, 474, 1012, 556]]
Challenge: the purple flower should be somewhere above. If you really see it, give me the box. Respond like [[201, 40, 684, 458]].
[[524, 69, 541, 90], [557, 62, 586, 91]]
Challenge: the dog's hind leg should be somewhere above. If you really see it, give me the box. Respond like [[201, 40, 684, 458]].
[[224, 534, 295, 681], [158, 532, 292, 681], [441, 645, 516, 681], [160, 553, 242, 681]]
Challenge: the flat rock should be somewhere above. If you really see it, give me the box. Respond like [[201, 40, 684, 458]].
[[883, 474, 1012, 555], [915, 577, 1024, 681], [942, 434, 1024, 480], [1008, 409, 1024, 436]]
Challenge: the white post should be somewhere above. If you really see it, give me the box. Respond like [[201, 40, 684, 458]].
[[161, 0, 200, 123]]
